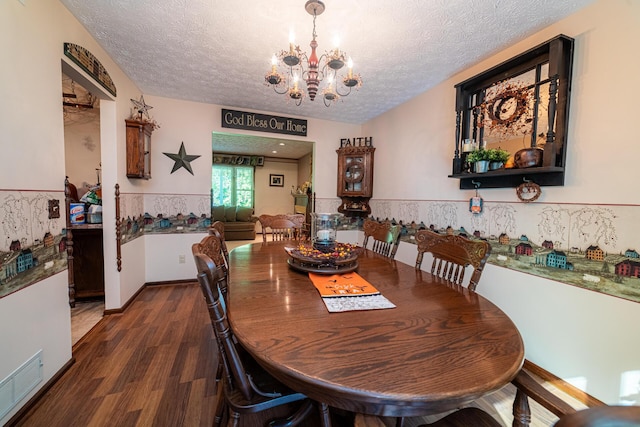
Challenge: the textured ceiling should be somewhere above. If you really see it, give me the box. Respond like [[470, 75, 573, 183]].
[[212, 132, 313, 160], [60, 0, 594, 126]]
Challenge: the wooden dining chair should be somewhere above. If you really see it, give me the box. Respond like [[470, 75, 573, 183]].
[[193, 234, 228, 295], [193, 251, 332, 427], [209, 220, 230, 271], [414, 229, 491, 291], [355, 369, 640, 427], [192, 238, 229, 397], [362, 219, 401, 259], [418, 369, 640, 427], [259, 214, 305, 242]]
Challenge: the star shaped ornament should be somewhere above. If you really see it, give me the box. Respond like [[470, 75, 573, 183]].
[[163, 142, 201, 175], [130, 95, 153, 120]]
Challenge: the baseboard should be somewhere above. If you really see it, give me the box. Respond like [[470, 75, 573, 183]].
[[103, 284, 144, 315], [523, 359, 605, 407], [102, 279, 194, 314], [145, 279, 195, 287], [4, 357, 75, 427]]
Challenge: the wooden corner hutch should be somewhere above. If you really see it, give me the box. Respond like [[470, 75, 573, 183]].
[[337, 140, 375, 217]]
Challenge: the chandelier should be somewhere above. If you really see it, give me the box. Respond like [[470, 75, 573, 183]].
[[264, 0, 362, 107]]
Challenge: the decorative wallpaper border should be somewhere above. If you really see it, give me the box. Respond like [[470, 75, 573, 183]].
[[322, 197, 639, 304], [0, 190, 212, 299], [118, 193, 211, 244], [0, 190, 67, 298], [3, 188, 637, 304]]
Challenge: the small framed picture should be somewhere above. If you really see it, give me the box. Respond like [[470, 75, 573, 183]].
[[270, 174, 284, 187]]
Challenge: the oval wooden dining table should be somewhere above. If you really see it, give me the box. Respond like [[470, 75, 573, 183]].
[[227, 241, 524, 418]]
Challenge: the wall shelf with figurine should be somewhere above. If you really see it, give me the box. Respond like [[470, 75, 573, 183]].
[[449, 35, 574, 189]]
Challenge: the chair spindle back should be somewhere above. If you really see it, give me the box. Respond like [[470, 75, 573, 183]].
[[192, 235, 228, 295], [209, 220, 229, 269], [415, 229, 491, 291], [363, 219, 400, 259], [259, 214, 305, 242]]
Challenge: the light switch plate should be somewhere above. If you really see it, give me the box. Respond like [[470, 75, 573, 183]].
[[48, 199, 60, 219]]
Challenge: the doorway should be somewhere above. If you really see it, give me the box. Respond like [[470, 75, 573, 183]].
[[62, 71, 105, 345], [212, 132, 315, 221]]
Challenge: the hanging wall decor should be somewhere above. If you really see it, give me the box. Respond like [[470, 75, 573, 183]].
[[469, 181, 484, 214], [163, 142, 201, 175], [516, 180, 542, 202], [64, 42, 117, 96]]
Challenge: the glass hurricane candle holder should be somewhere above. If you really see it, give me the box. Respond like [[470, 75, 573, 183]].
[[311, 212, 342, 252]]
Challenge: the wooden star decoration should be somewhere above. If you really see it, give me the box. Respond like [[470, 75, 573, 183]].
[[130, 95, 153, 120], [163, 142, 201, 175]]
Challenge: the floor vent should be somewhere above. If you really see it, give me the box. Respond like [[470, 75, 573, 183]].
[[0, 350, 43, 419]]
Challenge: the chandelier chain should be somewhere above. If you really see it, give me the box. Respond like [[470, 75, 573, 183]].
[[312, 8, 317, 40]]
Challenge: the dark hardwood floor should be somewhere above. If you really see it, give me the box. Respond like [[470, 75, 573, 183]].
[[14, 283, 346, 427], [13, 281, 583, 427], [16, 284, 219, 427]]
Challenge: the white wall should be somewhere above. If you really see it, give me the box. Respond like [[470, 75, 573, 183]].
[[145, 233, 204, 283], [255, 158, 299, 218], [362, 0, 640, 404], [0, 1, 146, 422], [64, 118, 102, 189], [140, 95, 361, 289], [298, 152, 313, 188]]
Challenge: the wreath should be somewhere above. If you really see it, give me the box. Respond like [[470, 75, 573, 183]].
[[516, 181, 541, 203], [486, 89, 529, 126], [478, 82, 532, 136]]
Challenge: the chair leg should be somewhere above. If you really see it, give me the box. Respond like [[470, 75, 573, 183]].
[[396, 416, 405, 427], [512, 388, 532, 427], [319, 402, 332, 427], [213, 383, 226, 427], [227, 410, 240, 427], [215, 360, 223, 392], [268, 400, 314, 427]]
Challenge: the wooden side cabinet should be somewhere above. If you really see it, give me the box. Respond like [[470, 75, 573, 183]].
[[337, 145, 375, 217], [71, 226, 105, 299], [126, 119, 153, 179]]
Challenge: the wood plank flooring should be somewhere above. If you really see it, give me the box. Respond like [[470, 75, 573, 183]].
[[16, 284, 219, 427], [14, 279, 585, 427], [71, 299, 104, 345]]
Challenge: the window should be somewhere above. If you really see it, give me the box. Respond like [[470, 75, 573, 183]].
[[211, 165, 254, 207]]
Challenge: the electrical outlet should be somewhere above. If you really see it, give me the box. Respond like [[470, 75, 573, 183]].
[[178, 254, 185, 264]]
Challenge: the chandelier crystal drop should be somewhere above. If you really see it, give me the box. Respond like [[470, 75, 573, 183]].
[[264, 0, 362, 107]]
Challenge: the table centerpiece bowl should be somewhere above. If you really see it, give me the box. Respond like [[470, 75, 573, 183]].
[[285, 242, 362, 274]]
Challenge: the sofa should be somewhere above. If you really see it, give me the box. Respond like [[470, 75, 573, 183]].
[[211, 205, 257, 240]]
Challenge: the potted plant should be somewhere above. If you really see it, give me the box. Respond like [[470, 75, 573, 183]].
[[487, 148, 510, 170], [466, 149, 491, 173]]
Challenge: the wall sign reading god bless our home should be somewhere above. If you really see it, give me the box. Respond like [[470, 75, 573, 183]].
[[221, 109, 307, 137]]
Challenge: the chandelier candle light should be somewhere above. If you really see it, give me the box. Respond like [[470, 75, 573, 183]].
[[264, 0, 362, 107]]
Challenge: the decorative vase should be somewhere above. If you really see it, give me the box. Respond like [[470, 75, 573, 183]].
[[489, 161, 504, 170], [474, 160, 490, 173], [514, 148, 543, 168]]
